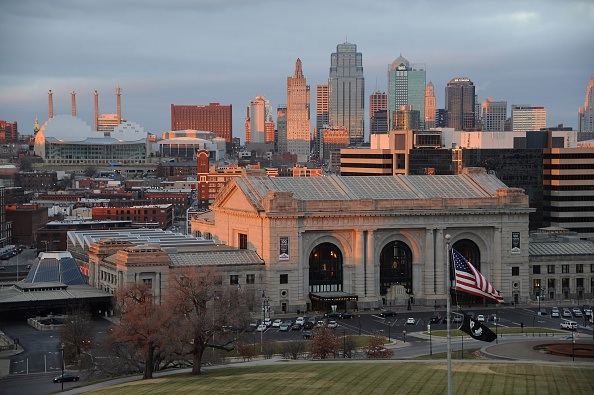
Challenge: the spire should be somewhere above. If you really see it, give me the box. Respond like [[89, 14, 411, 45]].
[[48, 90, 53, 120], [294, 58, 303, 78], [93, 90, 99, 131], [33, 117, 40, 135], [71, 90, 76, 117]]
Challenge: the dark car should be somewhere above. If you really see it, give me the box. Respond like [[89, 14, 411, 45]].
[[379, 310, 397, 317], [430, 315, 442, 324], [325, 311, 341, 318], [53, 373, 80, 383], [340, 311, 354, 319], [302, 329, 313, 339]]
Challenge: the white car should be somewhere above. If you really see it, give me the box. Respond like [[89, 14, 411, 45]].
[[550, 307, 560, 318], [256, 324, 267, 332], [264, 318, 272, 327], [272, 319, 282, 328], [406, 317, 416, 325], [328, 320, 338, 329], [477, 314, 485, 322], [560, 320, 577, 330], [295, 317, 305, 326]]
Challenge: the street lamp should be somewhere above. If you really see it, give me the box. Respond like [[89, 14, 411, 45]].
[[358, 315, 361, 335], [388, 321, 391, 341], [60, 345, 65, 390], [342, 330, 346, 358], [428, 324, 432, 355]]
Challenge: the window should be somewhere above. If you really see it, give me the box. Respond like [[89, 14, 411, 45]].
[[512, 267, 519, 276], [239, 233, 248, 249], [562, 264, 569, 274], [591, 264, 594, 273], [143, 279, 152, 287], [230, 275, 239, 285], [576, 264, 583, 273], [246, 274, 255, 284], [547, 278, 555, 289], [533, 279, 541, 288], [547, 265, 555, 274], [280, 274, 288, 284], [532, 265, 540, 274]]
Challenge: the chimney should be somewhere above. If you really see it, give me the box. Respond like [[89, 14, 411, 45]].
[[71, 90, 76, 117], [48, 90, 53, 119], [94, 90, 99, 131], [116, 86, 121, 124]]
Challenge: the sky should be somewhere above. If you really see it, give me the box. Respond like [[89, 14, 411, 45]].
[[1, 0, 593, 142]]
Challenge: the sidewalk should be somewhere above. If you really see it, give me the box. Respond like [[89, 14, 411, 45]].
[[0, 329, 24, 380]]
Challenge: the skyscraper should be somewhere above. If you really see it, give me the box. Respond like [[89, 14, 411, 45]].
[[425, 82, 436, 129], [512, 105, 546, 133], [579, 77, 594, 133], [328, 42, 365, 145], [245, 96, 273, 144], [445, 78, 476, 131], [276, 105, 287, 154], [370, 92, 388, 134], [286, 59, 311, 163], [314, 84, 329, 162], [481, 98, 507, 132], [388, 55, 426, 129]]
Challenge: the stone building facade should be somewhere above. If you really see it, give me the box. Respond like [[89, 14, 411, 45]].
[[190, 168, 532, 313]]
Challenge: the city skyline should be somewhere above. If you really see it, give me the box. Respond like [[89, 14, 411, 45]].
[[1, 0, 593, 142]]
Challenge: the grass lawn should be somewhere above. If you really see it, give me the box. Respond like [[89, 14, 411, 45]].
[[82, 362, 594, 395]]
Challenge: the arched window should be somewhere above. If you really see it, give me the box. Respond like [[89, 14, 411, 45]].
[[308, 243, 342, 293], [379, 241, 413, 296]]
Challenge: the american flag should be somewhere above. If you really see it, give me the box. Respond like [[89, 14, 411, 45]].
[[452, 248, 504, 303]]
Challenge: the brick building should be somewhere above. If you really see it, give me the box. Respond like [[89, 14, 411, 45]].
[[92, 204, 173, 229], [5, 204, 49, 246]]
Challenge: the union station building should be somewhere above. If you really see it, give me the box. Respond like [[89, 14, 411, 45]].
[[190, 168, 532, 313]]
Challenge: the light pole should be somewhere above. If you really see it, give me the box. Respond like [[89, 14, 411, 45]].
[[428, 324, 432, 355], [60, 345, 65, 390], [358, 315, 361, 335], [343, 330, 346, 358], [388, 321, 391, 341], [571, 329, 575, 362]]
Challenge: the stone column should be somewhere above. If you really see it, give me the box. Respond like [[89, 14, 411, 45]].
[[425, 227, 435, 296], [493, 226, 502, 292], [435, 228, 446, 300], [365, 229, 375, 299], [352, 230, 365, 296], [298, 231, 307, 304]]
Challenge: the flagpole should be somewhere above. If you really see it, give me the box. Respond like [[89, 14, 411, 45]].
[[445, 234, 452, 395]]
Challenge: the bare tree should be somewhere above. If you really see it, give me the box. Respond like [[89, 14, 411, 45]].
[[60, 308, 95, 366], [166, 266, 251, 375], [236, 342, 256, 361], [111, 282, 172, 379], [282, 340, 307, 360], [309, 326, 341, 359], [364, 332, 394, 359]]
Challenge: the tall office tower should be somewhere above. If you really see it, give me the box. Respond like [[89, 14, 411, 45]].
[[170, 103, 233, 142], [579, 77, 594, 133], [315, 84, 329, 161], [265, 120, 275, 143], [277, 105, 287, 153], [245, 96, 272, 143], [328, 42, 365, 145], [445, 78, 476, 130], [435, 109, 447, 127], [286, 59, 311, 163], [388, 55, 426, 130], [0, 120, 18, 142], [370, 92, 388, 134], [392, 105, 420, 130], [482, 98, 507, 132], [425, 82, 436, 129], [512, 105, 546, 132]]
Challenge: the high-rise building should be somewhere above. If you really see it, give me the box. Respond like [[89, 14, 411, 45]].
[[445, 78, 476, 131], [425, 82, 436, 129], [370, 92, 388, 134], [170, 103, 233, 142], [286, 59, 311, 163], [276, 105, 287, 154], [512, 105, 546, 133], [392, 106, 420, 131], [328, 42, 365, 145], [579, 77, 594, 133], [245, 96, 273, 144], [0, 120, 18, 142], [481, 98, 507, 132], [388, 55, 426, 130]]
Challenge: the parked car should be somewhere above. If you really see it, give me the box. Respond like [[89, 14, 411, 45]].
[[0, 254, 10, 260], [550, 307, 560, 318], [272, 319, 282, 328], [562, 308, 572, 318], [302, 329, 313, 339], [279, 321, 292, 331], [295, 317, 305, 326], [264, 318, 272, 327], [379, 310, 397, 317], [477, 314, 485, 322], [430, 315, 442, 324], [327, 320, 338, 329], [292, 323, 302, 330], [406, 317, 416, 325], [489, 314, 498, 322], [583, 305, 593, 317], [452, 313, 463, 323], [572, 307, 583, 317], [325, 311, 341, 318], [256, 324, 267, 332], [538, 307, 548, 316], [340, 311, 354, 319], [560, 320, 578, 330], [53, 373, 80, 383]]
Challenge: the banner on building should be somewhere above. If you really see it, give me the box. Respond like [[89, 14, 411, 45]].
[[279, 236, 289, 260], [511, 232, 521, 254]]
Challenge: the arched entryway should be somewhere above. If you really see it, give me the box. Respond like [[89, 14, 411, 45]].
[[451, 239, 484, 305], [379, 241, 413, 306], [309, 242, 343, 293]]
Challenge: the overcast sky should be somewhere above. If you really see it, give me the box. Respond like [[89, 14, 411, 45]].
[[1, 0, 593, 142]]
